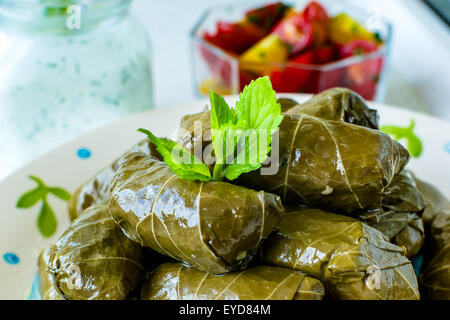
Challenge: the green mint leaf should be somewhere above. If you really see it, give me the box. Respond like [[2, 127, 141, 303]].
[[48, 187, 71, 201], [235, 76, 283, 131], [223, 130, 272, 181], [210, 91, 239, 167], [37, 200, 57, 238], [212, 76, 283, 181], [210, 91, 236, 129], [16, 187, 45, 209], [138, 128, 213, 181]]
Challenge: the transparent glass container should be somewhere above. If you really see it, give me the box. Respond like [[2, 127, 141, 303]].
[[0, 0, 153, 179], [191, 0, 392, 101]]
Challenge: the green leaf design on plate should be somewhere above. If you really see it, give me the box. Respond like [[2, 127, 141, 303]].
[[16, 175, 71, 238], [47, 187, 71, 201], [381, 119, 423, 158], [16, 188, 44, 209], [37, 200, 57, 238]]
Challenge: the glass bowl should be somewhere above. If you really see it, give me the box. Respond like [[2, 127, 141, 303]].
[[190, 0, 392, 101]]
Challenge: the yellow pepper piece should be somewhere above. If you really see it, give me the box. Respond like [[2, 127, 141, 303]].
[[329, 13, 377, 45], [239, 34, 290, 74], [199, 78, 232, 96], [283, 7, 300, 20]]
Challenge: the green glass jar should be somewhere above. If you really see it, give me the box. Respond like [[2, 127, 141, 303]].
[[0, 0, 153, 178]]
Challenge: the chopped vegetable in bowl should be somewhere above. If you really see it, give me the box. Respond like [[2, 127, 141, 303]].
[[192, 1, 391, 100]]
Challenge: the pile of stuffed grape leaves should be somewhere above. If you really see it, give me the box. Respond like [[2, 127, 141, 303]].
[[366, 170, 426, 258], [261, 208, 420, 300], [108, 152, 283, 275], [35, 77, 449, 300]]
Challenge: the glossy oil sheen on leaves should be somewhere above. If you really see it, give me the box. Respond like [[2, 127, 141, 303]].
[[238, 113, 409, 214], [141, 263, 324, 300], [178, 89, 406, 214], [285, 87, 380, 129], [261, 208, 420, 300], [47, 202, 145, 300], [366, 170, 426, 258], [108, 152, 284, 275], [38, 249, 65, 300], [68, 139, 161, 220]]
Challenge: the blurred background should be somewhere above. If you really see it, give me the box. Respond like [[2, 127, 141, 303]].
[[0, 0, 449, 180], [135, 0, 450, 114]]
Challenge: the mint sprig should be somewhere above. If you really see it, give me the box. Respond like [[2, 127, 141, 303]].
[[138, 129, 213, 181], [211, 76, 283, 180], [139, 76, 283, 182]]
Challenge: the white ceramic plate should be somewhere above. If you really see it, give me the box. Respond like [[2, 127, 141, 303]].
[[1, 94, 449, 300]]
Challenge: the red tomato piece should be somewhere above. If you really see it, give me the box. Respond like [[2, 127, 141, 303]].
[[340, 39, 378, 58], [314, 45, 339, 64], [270, 50, 315, 92], [346, 57, 384, 100], [318, 68, 345, 91], [203, 21, 266, 54], [302, 1, 329, 23], [245, 2, 290, 32], [239, 69, 258, 90], [339, 39, 383, 100], [273, 13, 314, 55]]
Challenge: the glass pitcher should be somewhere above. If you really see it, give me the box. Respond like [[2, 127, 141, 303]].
[[0, 0, 153, 179]]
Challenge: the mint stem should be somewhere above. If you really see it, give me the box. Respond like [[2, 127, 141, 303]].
[[213, 164, 225, 181]]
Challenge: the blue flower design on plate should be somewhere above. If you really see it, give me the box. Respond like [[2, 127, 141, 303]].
[[3, 252, 20, 265], [444, 141, 450, 154], [77, 148, 91, 159]]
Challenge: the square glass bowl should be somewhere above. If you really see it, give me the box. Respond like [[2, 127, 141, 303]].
[[190, 0, 392, 101]]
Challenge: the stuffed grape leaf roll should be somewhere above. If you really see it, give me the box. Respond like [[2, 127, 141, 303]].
[[68, 140, 161, 220], [38, 249, 65, 300], [414, 177, 450, 300], [365, 170, 426, 258], [285, 88, 380, 129], [261, 208, 420, 300], [47, 202, 145, 300], [277, 98, 300, 113], [237, 113, 409, 214], [108, 152, 284, 275], [141, 263, 324, 300]]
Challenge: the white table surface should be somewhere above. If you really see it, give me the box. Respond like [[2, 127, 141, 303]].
[[131, 0, 450, 120]]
